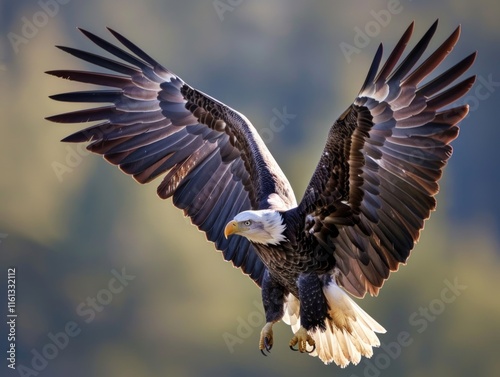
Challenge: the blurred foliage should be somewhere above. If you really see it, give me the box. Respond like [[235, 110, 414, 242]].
[[1, 1, 499, 376]]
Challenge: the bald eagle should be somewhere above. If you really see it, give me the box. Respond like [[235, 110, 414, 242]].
[[46, 20, 476, 367]]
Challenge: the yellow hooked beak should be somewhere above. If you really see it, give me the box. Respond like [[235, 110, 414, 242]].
[[224, 220, 240, 239]]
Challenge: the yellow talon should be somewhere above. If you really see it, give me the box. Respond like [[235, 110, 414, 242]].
[[289, 327, 315, 353], [259, 322, 274, 355]]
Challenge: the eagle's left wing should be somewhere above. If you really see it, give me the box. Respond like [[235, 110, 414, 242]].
[[296, 20, 476, 298]]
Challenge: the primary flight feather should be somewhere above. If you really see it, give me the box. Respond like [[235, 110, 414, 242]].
[[47, 20, 476, 367]]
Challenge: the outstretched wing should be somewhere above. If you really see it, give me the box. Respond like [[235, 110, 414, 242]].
[[46, 28, 292, 286], [296, 20, 476, 297]]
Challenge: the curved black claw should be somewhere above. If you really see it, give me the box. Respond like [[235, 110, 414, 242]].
[[289, 328, 315, 353], [260, 336, 272, 356], [259, 322, 274, 356], [289, 343, 315, 353], [264, 336, 272, 352]]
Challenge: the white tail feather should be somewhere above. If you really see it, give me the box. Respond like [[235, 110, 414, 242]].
[[282, 280, 386, 367]]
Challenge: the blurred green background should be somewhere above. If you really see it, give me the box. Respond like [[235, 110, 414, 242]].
[[1, 0, 499, 376]]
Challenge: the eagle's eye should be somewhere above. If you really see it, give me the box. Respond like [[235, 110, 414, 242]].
[[244, 220, 252, 226]]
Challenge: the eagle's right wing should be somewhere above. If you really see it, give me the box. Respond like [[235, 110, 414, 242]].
[[46, 28, 291, 286]]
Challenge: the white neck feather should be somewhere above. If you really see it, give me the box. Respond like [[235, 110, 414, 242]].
[[234, 209, 287, 245]]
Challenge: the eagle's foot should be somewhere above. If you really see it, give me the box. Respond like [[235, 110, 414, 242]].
[[259, 322, 274, 356], [289, 326, 315, 353]]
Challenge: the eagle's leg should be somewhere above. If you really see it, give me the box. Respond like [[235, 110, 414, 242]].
[[259, 270, 287, 356], [289, 273, 329, 353]]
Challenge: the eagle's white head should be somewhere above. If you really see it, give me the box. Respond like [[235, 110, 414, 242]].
[[224, 209, 287, 245]]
